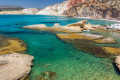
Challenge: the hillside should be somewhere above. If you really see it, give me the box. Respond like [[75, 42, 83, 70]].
[[37, 1, 68, 15], [37, 0, 120, 19], [0, 5, 24, 11]]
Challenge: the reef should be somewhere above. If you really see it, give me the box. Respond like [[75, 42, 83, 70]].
[[56, 33, 117, 44], [35, 71, 57, 80], [0, 37, 27, 55], [57, 33, 120, 57], [0, 53, 34, 80]]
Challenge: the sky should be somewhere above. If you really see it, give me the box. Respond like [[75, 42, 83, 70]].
[[0, 0, 66, 8]]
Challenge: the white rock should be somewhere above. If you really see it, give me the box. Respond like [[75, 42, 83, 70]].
[[22, 8, 40, 14], [24, 24, 47, 28], [37, 1, 68, 15], [0, 53, 34, 80]]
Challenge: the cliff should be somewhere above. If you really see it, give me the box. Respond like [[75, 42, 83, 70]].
[[67, 0, 120, 19], [37, 0, 120, 19], [37, 1, 68, 15]]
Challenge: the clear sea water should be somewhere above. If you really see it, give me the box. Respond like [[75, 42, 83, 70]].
[[0, 15, 120, 80]]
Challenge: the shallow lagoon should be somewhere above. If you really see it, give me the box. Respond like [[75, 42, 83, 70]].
[[0, 15, 120, 80]]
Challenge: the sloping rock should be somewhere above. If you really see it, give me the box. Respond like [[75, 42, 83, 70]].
[[0, 53, 34, 80], [22, 8, 40, 14], [37, 1, 68, 15], [67, 20, 87, 28]]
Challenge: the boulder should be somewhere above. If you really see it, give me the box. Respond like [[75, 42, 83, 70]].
[[67, 20, 87, 28], [83, 24, 95, 30], [35, 71, 57, 80], [0, 53, 34, 80]]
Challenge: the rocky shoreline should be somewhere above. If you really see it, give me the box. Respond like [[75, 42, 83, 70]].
[[0, 35, 34, 80], [23, 20, 120, 71]]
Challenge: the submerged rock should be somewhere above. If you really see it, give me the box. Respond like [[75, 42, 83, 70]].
[[0, 53, 34, 80], [0, 38, 27, 55], [57, 33, 117, 44], [35, 71, 57, 80], [57, 33, 119, 57]]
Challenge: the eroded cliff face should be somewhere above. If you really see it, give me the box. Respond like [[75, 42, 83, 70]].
[[38, 0, 120, 19], [37, 1, 68, 15], [66, 0, 120, 19]]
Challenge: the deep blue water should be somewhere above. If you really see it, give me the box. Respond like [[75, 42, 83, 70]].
[[0, 15, 120, 80]]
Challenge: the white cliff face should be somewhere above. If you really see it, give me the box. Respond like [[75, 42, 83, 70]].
[[37, 1, 68, 15], [22, 8, 40, 14]]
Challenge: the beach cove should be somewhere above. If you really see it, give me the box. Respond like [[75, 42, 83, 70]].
[[0, 15, 120, 80]]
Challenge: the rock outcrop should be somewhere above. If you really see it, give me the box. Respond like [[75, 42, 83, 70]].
[[23, 20, 106, 33], [22, 8, 40, 14], [36, 0, 120, 19], [0, 53, 34, 80], [23, 20, 119, 58], [66, 0, 120, 19], [37, 1, 68, 15]]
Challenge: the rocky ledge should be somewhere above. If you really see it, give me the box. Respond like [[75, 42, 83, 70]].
[[23, 20, 105, 33], [57, 33, 117, 44], [0, 53, 34, 80], [23, 20, 119, 58]]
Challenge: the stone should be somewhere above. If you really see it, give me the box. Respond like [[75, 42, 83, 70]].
[[0, 53, 34, 80], [67, 20, 87, 28], [83, 24, 95, 30], [35, 71, 57, 80], [53, 23, 61, 28]]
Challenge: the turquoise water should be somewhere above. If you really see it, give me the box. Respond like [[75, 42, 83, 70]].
[[0, 15, 120, 80]]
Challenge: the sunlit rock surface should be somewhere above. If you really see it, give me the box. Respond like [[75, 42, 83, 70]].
[[23, 20, 118, 57], [0, 53, 34, 80], [115, 56, 120, 70], [22, 8, 40, 14], [37, 1, 68, 15]]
